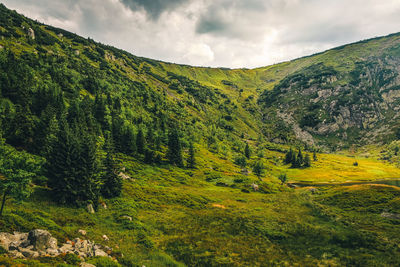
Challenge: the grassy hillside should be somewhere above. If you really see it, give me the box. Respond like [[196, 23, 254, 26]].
[[0, 3, 400, 266]]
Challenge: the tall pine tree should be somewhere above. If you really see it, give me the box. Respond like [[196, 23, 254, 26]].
[[187, 141, 196, 168], [101, 137, 122, 198], [167, 127, 183, 166]]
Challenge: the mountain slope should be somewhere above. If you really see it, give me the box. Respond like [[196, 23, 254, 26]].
[[1, 4, 400, 267]]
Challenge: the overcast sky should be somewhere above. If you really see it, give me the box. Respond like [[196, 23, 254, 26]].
[[2, 0, 400, 68]]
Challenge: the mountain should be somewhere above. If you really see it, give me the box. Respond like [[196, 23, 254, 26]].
[[1, 3, 400, 267]]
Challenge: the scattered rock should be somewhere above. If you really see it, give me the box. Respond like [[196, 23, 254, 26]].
[[95, 248, 109, 257], [102, 235, 109, 241], [78, 229, 87, 236], [309, 187, 317, 194], [19, 247, 39, 258], [58, 243, 73, 254], [74, 50, 80, 56], [121, 215, 132, 221], [0, 229, 111, 260], [86, 204, 95, 214], [8, 250, 24, 259]]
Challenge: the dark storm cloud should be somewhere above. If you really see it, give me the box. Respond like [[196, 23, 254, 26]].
[[119, 0, 188, 19]]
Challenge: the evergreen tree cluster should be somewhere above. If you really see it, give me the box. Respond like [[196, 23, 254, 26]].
[[284, 148, 311, 168]]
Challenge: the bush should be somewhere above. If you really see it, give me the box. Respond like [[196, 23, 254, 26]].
[[87, 257, 121, 267]]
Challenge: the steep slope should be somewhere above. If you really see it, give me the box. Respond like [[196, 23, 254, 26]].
[[257, 33, 400, 148]]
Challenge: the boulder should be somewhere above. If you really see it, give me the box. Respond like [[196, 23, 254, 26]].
[[102, 235, 109, 241], [46, 248, 59, 256], [18, 247, 39, 258], [94, 248, 108, 257], [8, 250, 24, 259], [0, 232, 14, 250], [121, 215, 132, 221], [78, 229, 87, 236], [86, 204, 95, 214], [28, 229, 53, 251], [251, 183, 259, 191], [58, 243, 73, 254], [27, 28, 35, 39]]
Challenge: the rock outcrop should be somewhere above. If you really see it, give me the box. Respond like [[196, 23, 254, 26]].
[[0, 229, 111, 259]]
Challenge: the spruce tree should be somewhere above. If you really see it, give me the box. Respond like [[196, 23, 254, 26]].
[[78, 134, 101, 205], [167, 127, 183, 166], [297, 149, 303, 166], [101, 137, 122, 198], [47, 118, 81, 205], [136, 127, 145, 155], [245, 143, 251, 159], [313, 151, 318, 161], [47, 118, 101, 206], [284, 148, 293, 164], [187, 142, 196, 168], [144, 148, 154, 164], [304, 154, 311, 167]]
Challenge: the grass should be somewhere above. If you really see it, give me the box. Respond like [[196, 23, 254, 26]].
[[282, 152, 400, 183], [0, 148, 399, 266]]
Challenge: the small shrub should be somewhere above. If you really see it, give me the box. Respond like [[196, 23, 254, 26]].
[[87, 256, 121, 267]]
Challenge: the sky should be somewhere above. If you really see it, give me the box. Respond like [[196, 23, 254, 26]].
[[1, 0, 400, 68]]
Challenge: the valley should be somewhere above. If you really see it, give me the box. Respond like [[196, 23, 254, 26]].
[[0, 3, 399, 266]]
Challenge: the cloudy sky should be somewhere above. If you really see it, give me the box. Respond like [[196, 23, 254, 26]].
[[1, 0, 400, 68]]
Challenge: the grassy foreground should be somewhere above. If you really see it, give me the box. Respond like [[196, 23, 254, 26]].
[[0, 149, 399, 266]]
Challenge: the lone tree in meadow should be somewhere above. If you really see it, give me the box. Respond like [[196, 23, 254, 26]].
[[313, 150, 318, 161], [0, 137, 42, 216], [252, 161, 265, 181], [278, 173, 288, 185]]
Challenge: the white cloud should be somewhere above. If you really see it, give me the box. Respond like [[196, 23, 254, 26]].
[[1, 0, 400, 68]]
